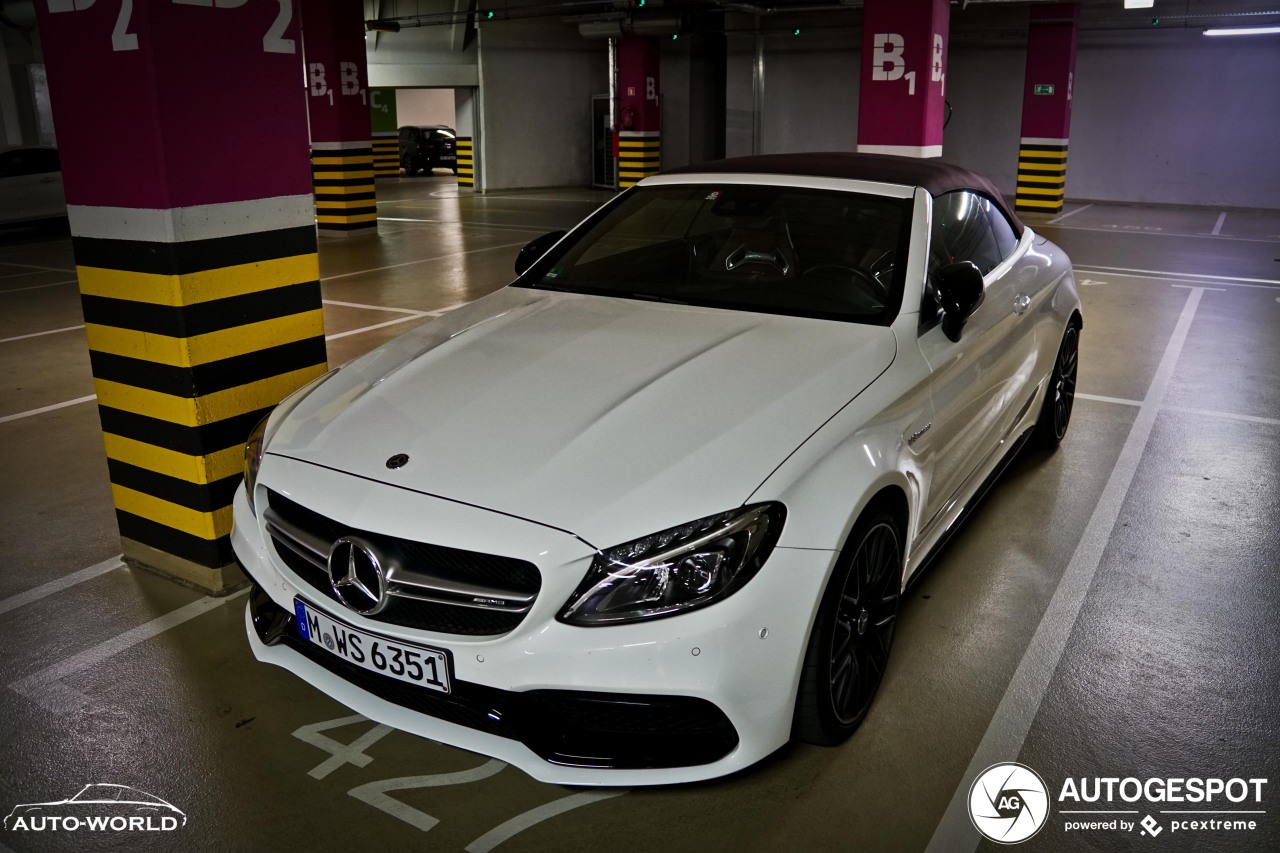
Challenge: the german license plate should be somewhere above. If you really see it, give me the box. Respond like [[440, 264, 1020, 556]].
[[294, 599, 451, 693]]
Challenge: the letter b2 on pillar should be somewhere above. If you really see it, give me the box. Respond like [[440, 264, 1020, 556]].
[[857, 0, 950, 158]]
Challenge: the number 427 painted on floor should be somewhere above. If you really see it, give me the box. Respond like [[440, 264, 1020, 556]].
[[293, 714, 628, 852]]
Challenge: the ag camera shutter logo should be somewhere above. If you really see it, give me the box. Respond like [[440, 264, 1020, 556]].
[[969, 763, 1050, 844]]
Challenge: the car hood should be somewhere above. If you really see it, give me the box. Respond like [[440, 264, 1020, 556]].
[[268, 287, 896, 548]]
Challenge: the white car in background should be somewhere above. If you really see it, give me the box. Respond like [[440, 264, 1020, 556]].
[[232, 153, 1082, 785], [0, 146, 66, 226]]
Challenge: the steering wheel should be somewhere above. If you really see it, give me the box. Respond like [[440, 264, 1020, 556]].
[[802, 263, 886, 298]]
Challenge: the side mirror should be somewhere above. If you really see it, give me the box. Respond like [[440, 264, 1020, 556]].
[[936, 261, 985, 342], [514, 230, 567, 277]]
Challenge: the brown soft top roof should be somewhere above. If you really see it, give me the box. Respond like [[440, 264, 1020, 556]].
[[665, 152, 1023, 236]]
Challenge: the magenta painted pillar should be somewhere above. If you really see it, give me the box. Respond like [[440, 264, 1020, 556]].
[[856, 0, 950, 158], [34, 0, 325, 592], [617, 36, 661, 188], [301, 0, 376, 233], [1015, 3, 1080, 213]]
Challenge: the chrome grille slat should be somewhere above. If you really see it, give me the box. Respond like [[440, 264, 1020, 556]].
[[263, 489, 541, 636]]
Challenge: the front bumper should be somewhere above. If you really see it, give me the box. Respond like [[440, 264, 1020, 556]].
[[232, 458, 837, 785]]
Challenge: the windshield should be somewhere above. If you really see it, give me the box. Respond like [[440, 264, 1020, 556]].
[[517, 184, 912, 324]]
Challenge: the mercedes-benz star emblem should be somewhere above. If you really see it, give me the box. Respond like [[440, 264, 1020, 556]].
[[327, 536, 388, 615], [386, 453, 410, 469]]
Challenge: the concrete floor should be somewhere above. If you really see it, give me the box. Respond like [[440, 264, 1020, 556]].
[[1, 181, 1277, 853]]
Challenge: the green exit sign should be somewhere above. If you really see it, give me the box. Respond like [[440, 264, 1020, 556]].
[[1033, 84, 1055, 95]]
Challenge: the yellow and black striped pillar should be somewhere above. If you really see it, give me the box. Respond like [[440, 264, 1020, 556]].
[[372, 132, 399, 180], [1015, 139, 1069, 213], [303, 0, 377, 233], [73, 199, 327, 589], [1015, 5, 1079, 215], [618, 131, 661, 189], [36, 0, 325, 593], [456, 137, 475, 188], [312, 142, 377, 233], [370, 86, 399, 179]]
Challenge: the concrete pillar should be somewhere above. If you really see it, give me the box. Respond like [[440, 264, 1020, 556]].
[[455, 87, 477, 190], [1015, 3, 1080, 213], [369, 87, 399, 180], [35, 0, 326, 593], [301, 0, 376, 234], [617, 36, 661, 188], [856, 0, 950, 158]]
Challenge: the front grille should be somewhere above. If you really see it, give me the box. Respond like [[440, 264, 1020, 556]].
[[264, 489, 540, 637], [246, 585, 739, 770]]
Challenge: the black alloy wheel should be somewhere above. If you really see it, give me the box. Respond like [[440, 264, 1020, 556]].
[[795, 511, 902, 744], [1034, 324, 1079, 449]]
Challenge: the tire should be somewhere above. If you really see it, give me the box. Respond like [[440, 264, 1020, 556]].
[[794, 510, 903, 745], [1033, 323, 1080, 449]]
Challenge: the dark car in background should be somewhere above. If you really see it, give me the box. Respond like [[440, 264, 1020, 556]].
[[398, 126, 457, 176], [0, 146, 66, 226]]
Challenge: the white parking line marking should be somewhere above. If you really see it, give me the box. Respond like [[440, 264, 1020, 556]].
[[9, 589, 248, 712], [0, 394, 96, 425], [325, 315, 427, 341], [1166, 406, 1280, 427], [0, 324, 84, 344], [464, 790, 629, 853], [1074, 266, 1280, 289], [323, 299, 427, 316], [348, 760, 506, 832], [1076, 392, 1141, 407], [0, 279, 78, 294], [0, 555, 123, 618], [926, 287, 1206, 853], [320, 242, 527, 282], [1046, 204, 1092, 224], [1210, 212, 1227, 236], [1171, 284, 1226, 292], [0, 261, 74, 273], [424, 302, 466, 317], [1050, 225, 1279, 245]]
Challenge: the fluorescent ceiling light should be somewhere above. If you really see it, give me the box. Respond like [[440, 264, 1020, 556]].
[[1124, 0, 1154, 8], [1203, 26, 1280, 36]]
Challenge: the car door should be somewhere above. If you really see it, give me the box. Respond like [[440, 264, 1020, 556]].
[[915, 191, 1039, 537], [0, 148, 65, 225]]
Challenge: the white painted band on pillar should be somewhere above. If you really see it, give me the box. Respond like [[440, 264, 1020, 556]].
[[618, 130, 661, 138], [311, 140, 376, 151], [855, 144, 944, 158], [67, 195, 318, 243], [1020, 136, 1070, 146]]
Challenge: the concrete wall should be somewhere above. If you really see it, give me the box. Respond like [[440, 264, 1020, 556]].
[[365, 2, 478, 88], [477, 22, 606, 191], [395, 88, 456, 128], [718, 21, 1280, 209], [1067, 28, 1280, 209]]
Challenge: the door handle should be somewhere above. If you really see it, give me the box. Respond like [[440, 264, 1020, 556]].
[[1013, 293, 1031, 315]]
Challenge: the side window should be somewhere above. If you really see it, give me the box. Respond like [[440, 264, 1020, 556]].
[[30, 149, 61, 174], [987, 200, 1019, 260], [930, 191, 1003, 277]]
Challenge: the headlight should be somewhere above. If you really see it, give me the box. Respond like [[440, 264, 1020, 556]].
[[243, 415, 269, 516], [558, 503, 785, 626], [242, 368, 340, 516]]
